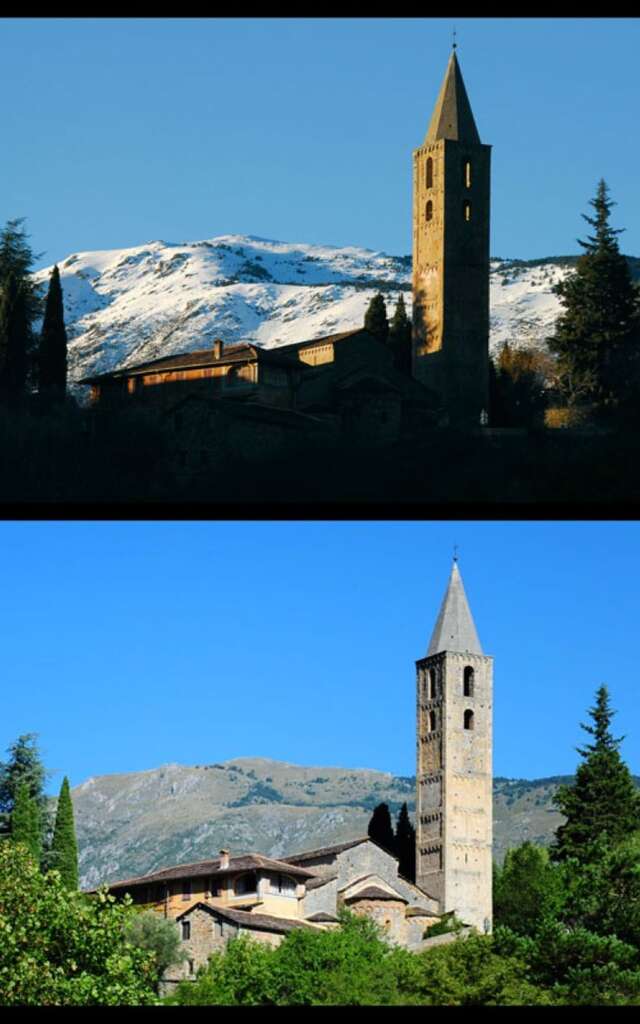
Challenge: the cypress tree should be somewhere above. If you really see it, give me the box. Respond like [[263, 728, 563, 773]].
[[388, 294, 412, 374], [394, 802, 416, 882], [364, 292, 389, 346], [551, 685, 640, 863], [0, 272, 29, 401], [11, 780, 41, 862], [548, 179, 640, 414], [50, 776, 78, 889], [367, 802, 396, 854], [39, 265, 67, 400]]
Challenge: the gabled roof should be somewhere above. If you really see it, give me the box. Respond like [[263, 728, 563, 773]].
[[427, 560, 483, 657], [283, 837, 370, 865], [177, 901, 315, 934], [344, 885, 408, 903], [305, 872, 339, 891], [81, 342, 301, 384], [90, 852, 314, 892], [424, 50, 481, 145]]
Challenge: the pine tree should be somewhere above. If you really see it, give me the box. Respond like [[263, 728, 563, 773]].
[[367, 802, 396, 854], [364, 293, 389, 346], [551, 685, 640, 863], [548, 180, 640, 414], [0, 272, 29, 400], [0, 218, 42, 392], [39, 265, 67, 400], [50, 776, 78, 889], [0, 733, 49, 839], [388, 294, 412, 374], [11, 780, 42, 862], [394, 802, 416, 881]]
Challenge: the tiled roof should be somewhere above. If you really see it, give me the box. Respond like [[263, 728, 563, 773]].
[[283, 837, 369, 864], [406, 906, 439, 918], [344, 885, 408, 903], [305, 872, 338, 891], [177, 901, 313, 935], [81, 342, 301, 384], [91, 852, 314, 892], [306, 912, 340, 923]]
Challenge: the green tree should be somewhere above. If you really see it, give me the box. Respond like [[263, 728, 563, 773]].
[[493, 842, 564, 935], [388, 294, 412, 373], [0, 218, 43, 391], [490, 343, 550, 427], [559, 831, 640, 947], [364, 292, 389, 346], [0, 842, 157, 1005], [367, 802, 396, 854], [552, 685, 640, 863], [395, 802, 416, 882], [50, 776, 78, 889], [39, 265, 67, 400], [10, 781, 41, 863], [548, 180, 640, 415], [0, 733, 48, 838], [0, 272, 29, 401], [126, 910, 186, 989]]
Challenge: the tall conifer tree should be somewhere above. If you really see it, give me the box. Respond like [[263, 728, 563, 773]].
[[50, 776, 78, 889], [394, 802, 416, 881], [551, 685, 640, 863], [548, 179, 640, 412], [364, 293, 389, 346], [0, 272, 28, 400], [0, 733, 48, 838], [0, 218, 42, 392], [11, 781, 41, 862], [39, 265, 67, 399], [367, 802, 396, 854], [388, 294, 412, 374]]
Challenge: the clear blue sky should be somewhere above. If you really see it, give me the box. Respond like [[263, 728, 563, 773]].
[[1, 521, 638, 794], [2, 18, 639, 271]]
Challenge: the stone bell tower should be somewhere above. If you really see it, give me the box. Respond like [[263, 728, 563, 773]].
[[415, 557, 493, 933], [412, 47, 491, 427]]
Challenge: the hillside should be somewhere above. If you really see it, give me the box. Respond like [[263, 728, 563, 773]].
[[69, 757, 640, 890], [32, 235, 639, 398]]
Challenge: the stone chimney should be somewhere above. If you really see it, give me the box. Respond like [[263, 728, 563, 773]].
[[219, 849, 230, 870], [213, 338, 223, 360]]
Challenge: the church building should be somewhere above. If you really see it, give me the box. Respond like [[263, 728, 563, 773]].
[[88, 556, 493, 983]]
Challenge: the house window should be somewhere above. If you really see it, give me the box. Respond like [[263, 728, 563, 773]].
[[426, 157, 433, 189], [181, 920, 191, 941], [426, 200, 433, 222], [182, 879, 192, 901], [234, 872, 258, 896], [127, 378, 136, 395], [270, 873, 296, 896], [210, 878, 220, 897]]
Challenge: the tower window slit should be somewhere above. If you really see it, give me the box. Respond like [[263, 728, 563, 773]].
[[429, 710, 437, 732], [426, 157, 433, 189], [463, 666, 474, 697], [464, 709, 474, 730], [429, 667, 437, 699], [464, 161, 471, 188], [426, 200, 433, 222], [463, 200, 471, 222]]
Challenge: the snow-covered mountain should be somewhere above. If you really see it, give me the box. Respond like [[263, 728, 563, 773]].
[[31, 234, 605, 393]]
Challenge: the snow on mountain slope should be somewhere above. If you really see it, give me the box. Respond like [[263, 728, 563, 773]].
[[32, 234, 576, 393]]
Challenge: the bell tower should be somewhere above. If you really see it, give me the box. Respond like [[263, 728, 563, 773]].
[[415, 557, 493, 933], [412, 48, 491, 427]]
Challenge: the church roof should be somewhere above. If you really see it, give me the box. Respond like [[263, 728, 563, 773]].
[[427, 560, 483, 656], [424, 50, 481, 145]]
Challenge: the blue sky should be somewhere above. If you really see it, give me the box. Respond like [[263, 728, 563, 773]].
[[2, 18, 639, 270], [1, 521, 638, 794]]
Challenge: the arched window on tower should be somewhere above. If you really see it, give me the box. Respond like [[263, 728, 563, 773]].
[[426, 200, 433, 222], [463, 666, 474, 698], [429, 667, 437, 699], [429, 710, 437, 732], [464, 709, 474, 731], [426, 157, 433, 189], [464, 161, 471, 188], [463, 200, 471, 222]]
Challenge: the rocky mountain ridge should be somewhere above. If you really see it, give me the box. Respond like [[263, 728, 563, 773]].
[[68, 756, 639, 890]]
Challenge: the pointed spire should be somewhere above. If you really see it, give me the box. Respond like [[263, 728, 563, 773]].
[[427, 560, 483, 656], [424, 50, 481, 145]]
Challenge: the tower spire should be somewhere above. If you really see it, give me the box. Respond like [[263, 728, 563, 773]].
[[424, 49, 480, 145], [427, 560, 482, 656]]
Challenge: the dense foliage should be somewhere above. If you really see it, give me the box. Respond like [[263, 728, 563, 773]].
[[0, 733, 49, 839], [126, 910, 186, 986], [0, 219, 42, 398], [363, 292, 389, 345], [0, 842, 158, 1005], [10, 782, 42, 863], [490, 343, 551, 427]]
